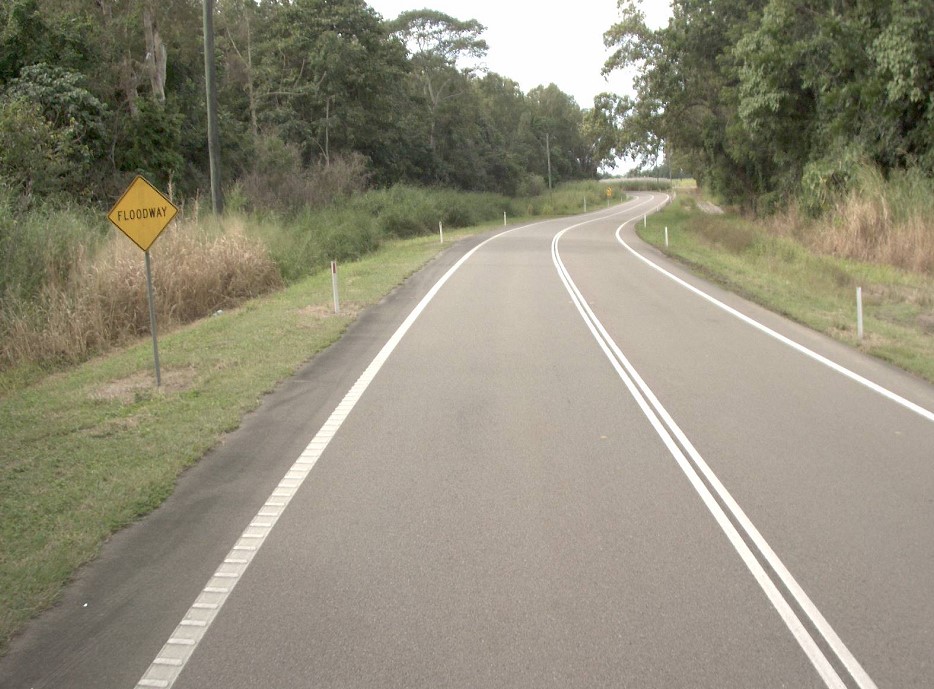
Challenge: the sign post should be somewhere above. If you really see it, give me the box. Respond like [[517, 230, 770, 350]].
[[143, 250, 161, 385], [107, 176, 179, 386]]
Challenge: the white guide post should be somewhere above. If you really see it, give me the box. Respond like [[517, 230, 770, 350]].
[[331, 260, 340, 314], [857, 287, 864, 340]]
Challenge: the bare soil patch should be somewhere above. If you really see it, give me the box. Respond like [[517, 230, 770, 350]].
[[90, 367, 197, 404]]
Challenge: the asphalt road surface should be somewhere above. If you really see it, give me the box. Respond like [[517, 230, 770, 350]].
[[3, 194, 933, 688]]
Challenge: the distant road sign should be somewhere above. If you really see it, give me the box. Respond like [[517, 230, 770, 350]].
[[606, 187, 613, 198], [108, 176, 178, 251]]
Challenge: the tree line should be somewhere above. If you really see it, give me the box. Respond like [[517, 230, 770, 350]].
[[603, 0, 934, 213], [0, 0, 616, 209]]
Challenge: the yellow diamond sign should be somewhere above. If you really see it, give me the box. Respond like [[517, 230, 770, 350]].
[[108, 176, 178, 251]]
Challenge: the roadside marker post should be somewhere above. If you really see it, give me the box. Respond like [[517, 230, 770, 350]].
[[857, 287, 864, 340], [665, 226, 669, 247], [331, 261, 340, 314], [439, 221, 444, 244], [504, 211, 507, 226], [107, 175, 179, 387]]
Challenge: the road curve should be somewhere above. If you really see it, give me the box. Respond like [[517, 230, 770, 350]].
[[2, 195, 932, 689]]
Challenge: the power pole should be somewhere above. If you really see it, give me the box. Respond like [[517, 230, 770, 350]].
[[203, 0, 224, 214], [546, 132, 553, 191]]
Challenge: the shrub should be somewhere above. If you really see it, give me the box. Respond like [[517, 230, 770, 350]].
[[355, 186, 439, 238], [517, 174, 547, 198], [313, 208, 381, 264], [238, 135, 370, 212], [0, 99, 73, 198], [3, 63, 108, 198], [798, 148, 862, 217]]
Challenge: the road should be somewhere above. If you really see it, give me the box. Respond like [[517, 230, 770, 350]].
[[2, 194, 933, 688]]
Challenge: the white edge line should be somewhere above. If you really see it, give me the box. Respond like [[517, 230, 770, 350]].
[[134, 218, 564, 689], [615, 199, 934, 424]]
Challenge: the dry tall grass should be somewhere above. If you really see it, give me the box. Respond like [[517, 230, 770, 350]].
[[0, 216, 281, 368], [813, 197, 934, 274], [769, 166, 934, 275]]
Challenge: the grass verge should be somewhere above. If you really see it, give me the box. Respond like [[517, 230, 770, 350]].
[[0, 226, 484, 654], [639, 196, 934, 383]]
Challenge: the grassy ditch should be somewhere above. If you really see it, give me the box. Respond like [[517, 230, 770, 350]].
[[639, 196, 934, 383], [0, 226, 484, 654]]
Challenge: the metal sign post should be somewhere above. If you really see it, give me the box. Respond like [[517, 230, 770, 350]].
[[144, 250, 162, 386]]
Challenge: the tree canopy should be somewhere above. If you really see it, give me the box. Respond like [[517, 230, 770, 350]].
[[602, 0, 934, 211], [0, 0, 608, 208]]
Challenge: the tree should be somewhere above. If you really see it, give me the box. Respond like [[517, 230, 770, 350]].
[[472, 73, 529, 194], [523, 85, 592, 183], [604, 0, 771, 204], [249, 0, 410, 174], [582, 92, 633, 172], [0, 0, 625, 207], [387, 9, 488, 152], [869, 0, 934, 173], [0, 0, 95, 84], [604, 0, 934, 211]]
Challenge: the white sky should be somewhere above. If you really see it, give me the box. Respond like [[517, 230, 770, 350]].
[[368, 0, 672, 109]]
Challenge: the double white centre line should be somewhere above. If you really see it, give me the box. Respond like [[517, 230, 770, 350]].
[[550, 199, 877, 689]]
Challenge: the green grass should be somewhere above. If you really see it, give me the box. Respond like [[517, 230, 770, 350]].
[[639, 196, 934, 382], [0, 227, 482, 654]]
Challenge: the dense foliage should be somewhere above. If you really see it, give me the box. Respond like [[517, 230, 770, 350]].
[[0, 0, 606, 208], [602, 0, 934, 211]]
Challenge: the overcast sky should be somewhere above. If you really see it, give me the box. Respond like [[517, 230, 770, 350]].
[[367, 0, 672, 109]]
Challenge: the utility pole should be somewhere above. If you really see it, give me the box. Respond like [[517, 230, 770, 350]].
[[203, 0, 224, 214], [545, 133, 553, 191]]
